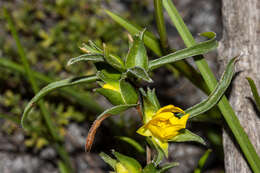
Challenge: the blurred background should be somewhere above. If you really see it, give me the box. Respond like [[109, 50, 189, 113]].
[[0, 0, 223, 172]]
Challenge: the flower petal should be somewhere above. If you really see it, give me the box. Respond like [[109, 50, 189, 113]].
[[136, 125, 152, 137], [156, 105, 185, 114], [152, 112, 173, 120]]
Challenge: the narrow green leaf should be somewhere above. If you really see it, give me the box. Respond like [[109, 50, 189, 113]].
[[21, 75, 98, 128], [197, 149, 212, 170], [168, 129, 206, 145], [67, 54, 104, 66], [127, 67, 153, 83], [149, 32, 218, 70], [99, 152, 117, 170], [105, 10, 162, 56], [158, 162, 179, 173], [246, 77, 260, 112], [96, 104, 138, 120], [88, 40, 103, 52], [184, 57, 237, 119], [58, 161, 70, 173], [103, 46, 125, 71], [112, 151, 142, 173], [116, 136, 145, 154]]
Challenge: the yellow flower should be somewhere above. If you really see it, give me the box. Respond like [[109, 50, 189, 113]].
[[137, 105, 189, 156]]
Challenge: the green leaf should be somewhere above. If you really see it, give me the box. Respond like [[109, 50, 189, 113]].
[[96, 104, 138, 120], [116, 136, 145, 154], [149, 32, 218, 70], [246, 77, 260, 112], [97, 68, 121, 82], [120, 79, 138, 104], [183, 57, 238, 119], [67, 54, 104, 66], [58, 161, 70, 173], [196, 149, 212, 172], [125, 29, 149, 71], [169, 129, 206, 145], [95, 88, 125, 105], [103, 44, 125, 72], [158, 162, 179, 173], [112, 151, 142, 173], [104, 54, 125, 72], [21, 75, 98, 128], [80, 42, 101, 54], [88, 40, 103, 52], [142, 164, 157, 173], [99, 152, 117, 170], [127, 67, 153, 83], [105, 10, 162, 56]]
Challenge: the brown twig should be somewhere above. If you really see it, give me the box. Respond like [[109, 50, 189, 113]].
[[136, 104, 143, 121], [146, 145, 152, 164], [85, 114, 111, 152]]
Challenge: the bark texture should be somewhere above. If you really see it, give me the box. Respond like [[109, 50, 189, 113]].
[[218, 0, 260, 172]]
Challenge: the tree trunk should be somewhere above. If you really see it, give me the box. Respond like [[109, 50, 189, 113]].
[[218, 0, 260, 172]]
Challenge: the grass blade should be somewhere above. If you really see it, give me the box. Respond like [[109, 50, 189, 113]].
[[116, 136, 145, 154], [247, 77, 260, 112]]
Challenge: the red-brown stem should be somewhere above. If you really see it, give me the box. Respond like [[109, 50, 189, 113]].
[[146, 145, 152, 164], [136, 104, 143, 121], [85, 114, 111, 152]]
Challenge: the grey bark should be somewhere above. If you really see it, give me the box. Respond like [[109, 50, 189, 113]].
[[218, 0, 260, 172]]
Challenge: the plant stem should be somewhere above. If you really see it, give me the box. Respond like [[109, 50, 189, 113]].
[[163, 0, 260, 172], [154, 0, 168, 52]]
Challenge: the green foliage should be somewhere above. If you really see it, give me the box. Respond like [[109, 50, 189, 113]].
[[247, 77, 260, 112]]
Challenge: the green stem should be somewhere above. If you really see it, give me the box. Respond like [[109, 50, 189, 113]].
[[163, 0, 260, 172], [154, 0, 168, 52], [54, 143, 74, 173]]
